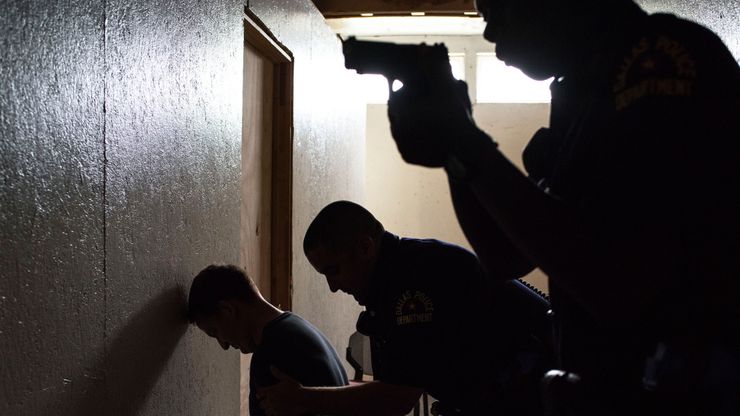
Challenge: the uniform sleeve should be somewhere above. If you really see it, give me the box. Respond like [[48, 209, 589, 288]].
[[378, 245, 488, 387], [378, 285, 443, 387]]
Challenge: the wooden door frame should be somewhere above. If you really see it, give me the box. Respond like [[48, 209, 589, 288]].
[[244, 9, 294, 311]]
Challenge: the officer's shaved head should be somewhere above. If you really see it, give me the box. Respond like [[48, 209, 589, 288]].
[[304, 201, 384, 254]]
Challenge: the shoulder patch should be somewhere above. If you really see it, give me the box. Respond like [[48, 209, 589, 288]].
[[613, 35, 697, 111], [394, 290, 434, 326]]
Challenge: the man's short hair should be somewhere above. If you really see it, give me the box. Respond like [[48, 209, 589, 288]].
[[187, 264, 260, 322], [303, 200, 384, 254]]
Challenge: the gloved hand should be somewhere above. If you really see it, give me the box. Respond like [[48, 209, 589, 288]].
[[387, 79, 477, 168]]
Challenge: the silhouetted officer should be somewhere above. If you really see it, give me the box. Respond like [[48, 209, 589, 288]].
[[387, 0, 740, 414]]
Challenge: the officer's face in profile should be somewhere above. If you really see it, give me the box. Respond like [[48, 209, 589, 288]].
[[476, 0, 567, 79], [194, 302, 257, 354], [306, 239, 375, 306]]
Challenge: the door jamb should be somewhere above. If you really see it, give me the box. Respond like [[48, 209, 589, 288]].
[[244, 9, 294, 310]]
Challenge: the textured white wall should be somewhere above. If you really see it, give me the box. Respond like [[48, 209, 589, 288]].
[[0, 0, 243, 415]]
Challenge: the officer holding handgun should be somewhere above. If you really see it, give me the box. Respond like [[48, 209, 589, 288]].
[[383, 0, 740, 415]]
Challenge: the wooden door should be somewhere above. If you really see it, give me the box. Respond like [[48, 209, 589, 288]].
[[242, 41, 274, 300], [241, 10, 294, 416]]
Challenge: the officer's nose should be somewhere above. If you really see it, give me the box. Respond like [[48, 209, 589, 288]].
[[483, 21, 496, 43], [327, 279, 339, 293]]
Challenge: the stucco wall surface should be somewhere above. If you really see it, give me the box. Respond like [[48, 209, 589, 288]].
[[248, 0, 366, 376], [0, 1, 107, 414], [1, 0, 243, 414], [638, 0, 740, 61]]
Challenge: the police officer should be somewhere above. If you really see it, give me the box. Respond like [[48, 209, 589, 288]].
[[386, 0, 740, 414], [257, 200, 552, 416]]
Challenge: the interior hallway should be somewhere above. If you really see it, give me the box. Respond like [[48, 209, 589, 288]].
[[1, 0, 738, 415]]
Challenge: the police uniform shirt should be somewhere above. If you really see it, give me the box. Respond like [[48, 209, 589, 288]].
[[358, 232, 550, 414], [522, 4, 740, 406]]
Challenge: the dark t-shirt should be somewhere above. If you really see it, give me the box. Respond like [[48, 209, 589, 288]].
[[359, 232, 552, 415], [522, 7, 740, 410], [249, 312, 348, 416]]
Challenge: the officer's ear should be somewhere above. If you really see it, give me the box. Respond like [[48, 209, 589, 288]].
[[216, 299, 237, 320], [357, 234, 377, 259]]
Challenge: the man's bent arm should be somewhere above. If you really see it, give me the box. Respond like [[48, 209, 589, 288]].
[[305, 382, 422, 416], [257, 377, 423, 416]]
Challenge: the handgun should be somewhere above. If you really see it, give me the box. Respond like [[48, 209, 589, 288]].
[[342, 36, 456, 96]]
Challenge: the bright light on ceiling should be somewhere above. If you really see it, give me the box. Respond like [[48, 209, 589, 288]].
[[327, 16, 485, 37]]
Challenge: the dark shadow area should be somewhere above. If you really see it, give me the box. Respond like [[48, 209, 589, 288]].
[[51, 285, 189, 416]]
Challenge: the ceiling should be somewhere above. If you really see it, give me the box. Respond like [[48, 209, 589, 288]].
[[311, 0, 478, 17]]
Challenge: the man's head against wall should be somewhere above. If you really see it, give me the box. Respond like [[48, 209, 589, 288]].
[[188, 264, 263, 354]]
